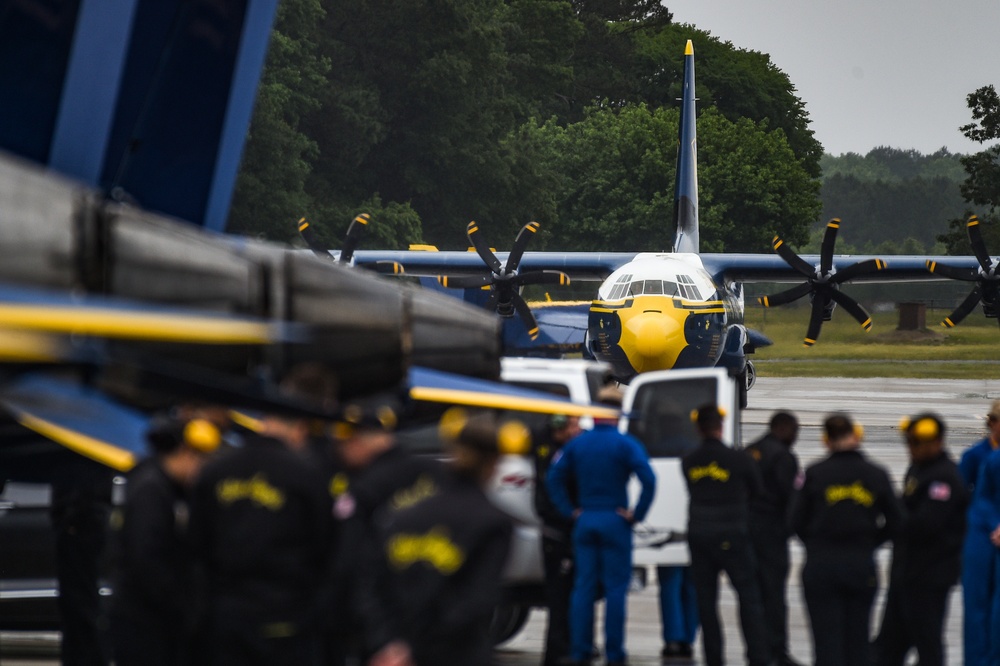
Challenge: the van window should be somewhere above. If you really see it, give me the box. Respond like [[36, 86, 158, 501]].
[[626, 377, 720, 457]]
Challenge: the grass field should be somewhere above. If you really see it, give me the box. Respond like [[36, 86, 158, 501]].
[[744, 304, 1000, 379]]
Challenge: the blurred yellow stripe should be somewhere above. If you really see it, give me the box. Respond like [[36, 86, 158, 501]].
[[0, 304, 274, 344], [409, 387, 619, 419], [17, 412, 136, 471]]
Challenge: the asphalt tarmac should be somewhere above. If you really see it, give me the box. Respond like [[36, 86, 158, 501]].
[[3, 376, 998, 665]]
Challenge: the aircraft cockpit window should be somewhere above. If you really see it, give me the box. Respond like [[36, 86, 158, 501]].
[[676, 275, 702, 300], [608, 274, 632, 300], [629, 280, 664, 296]]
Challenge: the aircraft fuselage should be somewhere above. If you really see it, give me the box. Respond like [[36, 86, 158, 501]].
[[587, 253, 742, 382]]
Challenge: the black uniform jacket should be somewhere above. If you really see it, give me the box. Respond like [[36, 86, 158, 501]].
[[532, 431, 574, 536], [745, 434, 799, 526], [892, 451, 969, 586], [790, 449, 904, 555], [190, 434, 333, 623], [338, 446, 446, 653], [382, 472, 513, 666], [682, 437, 764, 532], [111, 459, 192, 624]]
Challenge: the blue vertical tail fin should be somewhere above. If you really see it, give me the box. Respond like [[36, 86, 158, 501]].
[[672, 39, 699, 254]]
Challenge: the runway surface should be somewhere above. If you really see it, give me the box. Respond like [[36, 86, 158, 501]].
[[3, 376, 998, 665]]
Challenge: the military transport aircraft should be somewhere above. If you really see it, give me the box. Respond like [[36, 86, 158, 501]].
[[306, 40, 992, 405]]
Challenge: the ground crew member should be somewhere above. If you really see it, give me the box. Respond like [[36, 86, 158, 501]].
[[874, 413, 969, 666], [547, 386, 656, 666], [790, 413, 903, 666], [189, 366, 337, 665], [110, 415, 222, 666], [533, 413, 581, 666], [959, 399, 1000, 665], [381, 410, 515, 666], [332, 395, 445, 666], [745, 410, 801, 666], [682, 403, 770, 666]]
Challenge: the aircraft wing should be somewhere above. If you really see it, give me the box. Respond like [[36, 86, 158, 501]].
[[351, 250, 638, 281], [0, 373, 150, 472], [700, 253, 981, 284], [407, 366, 618, 419]]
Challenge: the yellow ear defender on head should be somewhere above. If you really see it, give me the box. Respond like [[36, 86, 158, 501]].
[[901, 416, 939, 443], [498, 420, 531, 455], [438, 407, 469, 443], [854, 423, 865, 441], [184, 418, 221, 453]]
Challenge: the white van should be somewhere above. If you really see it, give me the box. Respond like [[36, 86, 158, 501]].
[[488, 357, 740, 642]]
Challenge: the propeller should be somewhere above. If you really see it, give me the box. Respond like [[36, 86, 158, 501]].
[[436, 221, 569, 340], [296, 215, 404, 275], [926, 214, 1000, 327], [757, 218, 886, 346]]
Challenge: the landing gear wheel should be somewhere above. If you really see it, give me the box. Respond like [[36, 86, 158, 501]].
[[490, 603, 531, 645], [738, 361, 755, 409]]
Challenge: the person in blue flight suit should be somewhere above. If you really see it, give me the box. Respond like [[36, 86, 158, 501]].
[[655, 565, 699, 659], [960, 399, 1000, 665], [546, 385, 656, 666]]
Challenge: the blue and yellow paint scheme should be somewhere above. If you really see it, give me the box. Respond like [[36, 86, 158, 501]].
[[587, 253, 738, 382]]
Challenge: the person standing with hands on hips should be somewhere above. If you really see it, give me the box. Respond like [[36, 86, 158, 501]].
[[547, 385, 656, 666]]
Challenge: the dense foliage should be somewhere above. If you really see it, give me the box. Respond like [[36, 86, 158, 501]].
[[227, 0, 822, 252]]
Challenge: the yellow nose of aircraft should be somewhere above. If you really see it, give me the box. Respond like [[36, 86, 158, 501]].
[[621, 309, 684, 374]]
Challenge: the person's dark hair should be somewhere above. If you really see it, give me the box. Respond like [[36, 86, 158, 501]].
[[694, 403, 723, 433], [823, 413, 854, 442], [146, 415, 185, 455], [904, 412, 945, 444], [279, 363, 339, 410], [769, 411, 799, 443]]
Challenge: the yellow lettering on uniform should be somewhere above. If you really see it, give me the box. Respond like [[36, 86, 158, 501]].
[[216, 474, 286, 511], [387, 527, 465, 574], [329, 472, 349, 498], [904, 477, 918, 497], [391, 475, 438, 511], [688, 462, 731, 482], [824, 481, 874, 507]]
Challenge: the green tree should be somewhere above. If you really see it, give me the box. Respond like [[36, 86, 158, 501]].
[[938, 85, 1000, 254], [633, 25, 822, 178], [228, 0, 329, 240], [524, 104, 818, 252]]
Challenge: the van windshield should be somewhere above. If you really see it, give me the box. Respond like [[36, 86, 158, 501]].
[[626, 377, 720, 457]]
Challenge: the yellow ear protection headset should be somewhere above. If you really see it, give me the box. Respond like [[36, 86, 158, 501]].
[[899, 415, 941, 443], [689, 406, 728, 423], [438, 407, 532, 455], [184, 418, 222, 453], [821, 420, 864, 444]]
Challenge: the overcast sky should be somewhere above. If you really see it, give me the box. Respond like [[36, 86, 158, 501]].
[[665, 0, 1000, 156]]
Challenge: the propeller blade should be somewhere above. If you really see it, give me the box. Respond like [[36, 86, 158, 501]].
[[830, 258, 887, 284], [820, 219, 840, 275], [925, 260, 978, 281], [941, 286, 983, 328], [340, 213, 370, 264], [505, 221, 540, 274], [297, 217, 333, 260], [828, 289, 873, 331], [804, 295, 828, 347], [467, 221, 503, 274], [437, 275, 492, 289], [772, 236, 816, 278], [757, 282, 812, 308], [967, 215, 994, 272], [512, 293, 540, 340], [515, 270, 570, 287]]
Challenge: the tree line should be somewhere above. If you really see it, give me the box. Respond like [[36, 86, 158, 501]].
[[228, 0, 998, 258]]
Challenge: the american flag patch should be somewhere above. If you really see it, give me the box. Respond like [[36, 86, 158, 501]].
[[928, 482, 951, 502]]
